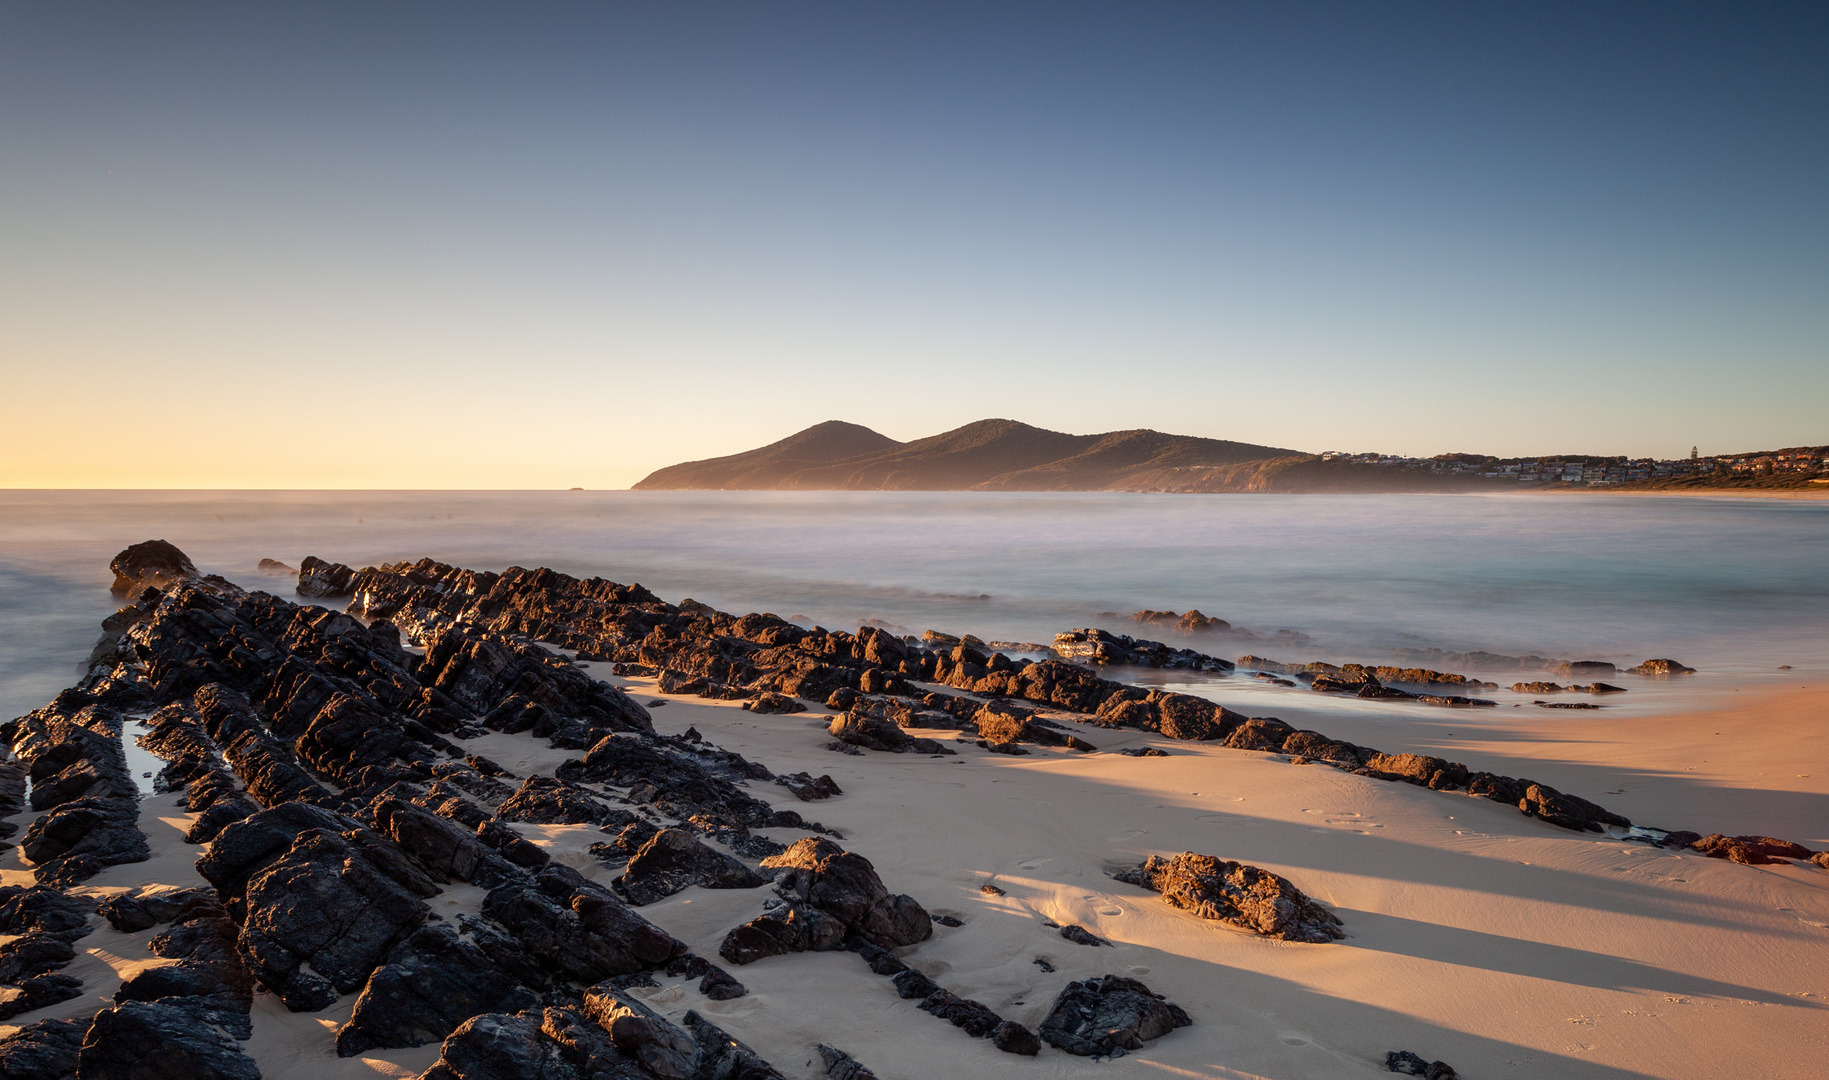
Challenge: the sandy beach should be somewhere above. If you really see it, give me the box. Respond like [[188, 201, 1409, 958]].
[[10, 665, 1822, 1079]]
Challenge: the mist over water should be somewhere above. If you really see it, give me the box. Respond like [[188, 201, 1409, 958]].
[[3, 490, 1824, 723]]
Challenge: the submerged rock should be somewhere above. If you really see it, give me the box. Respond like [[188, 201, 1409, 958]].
[[1115, 852, 1343, 943], [1037, 974, 1191, 1057]]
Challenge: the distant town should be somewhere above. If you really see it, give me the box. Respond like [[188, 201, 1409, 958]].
[[1314, 445, 1829, 488]]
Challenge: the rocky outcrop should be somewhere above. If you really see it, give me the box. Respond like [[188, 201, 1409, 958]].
[[1689, 834, 1817, 865], [1037, 975, 1191, 1057], [296, 555, 359, 598], [495, 774, 632, 827], [719, 838, 930, 964], [1116, 853, 1343, 942], [1628, 658, 1695, 675], [1132, 609, 1232, 633], [235, 825, 435, 1011], [8, 699, 149, 886], [109, 539, 197, 597], [1053, 629, 1234, 672]]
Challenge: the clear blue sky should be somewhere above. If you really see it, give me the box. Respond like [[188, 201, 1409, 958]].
[[3, 2, 1824, 486]]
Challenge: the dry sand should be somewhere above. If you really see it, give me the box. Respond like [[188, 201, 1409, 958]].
[[6, 677, 1824, 1079]]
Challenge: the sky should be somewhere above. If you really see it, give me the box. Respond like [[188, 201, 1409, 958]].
[[2, 1, 1825, 488]]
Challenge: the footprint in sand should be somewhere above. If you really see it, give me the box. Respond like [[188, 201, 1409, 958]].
[[1104, 829, 1146, 844], [1128, 966, 1151, 976], [1098, 906, 1122, 917], [1280, 1034, 1309, 1046], [1019, 859, 1048, 870]]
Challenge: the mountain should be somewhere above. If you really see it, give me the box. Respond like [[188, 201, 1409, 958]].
[[631, 420, 903, 490], [632, 419, 1315, 491]]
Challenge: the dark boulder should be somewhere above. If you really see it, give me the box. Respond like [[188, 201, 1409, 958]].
[[918, 990, 1004, 1037], [236, 828, 434, 1010], [1037, 974, 1191, 1057], [1518, 783, 1629, 832], [827, 713, 910, 753], [480, 866, 679, 984], [1059, 924, 1110, 947], [0, 1017, 88, 1079], [77, 999, 261, 1080], [717, 904, 846, 965], [741, 693, 806, 715], [613, 828, 767, 906], [97, 887, 215, 934], [417, 1010, 592, 1080], [1115, 852, 1343, 942], [495, 775, 633, 827], [20, 796, 149, 887], [774, 772, 842, 801], [1387, 1049, 1460, 1077], [891, 968, 940, 1000], [992, 1020, 1042, 1056], [336, 922, 542, 1057], [817, 1044, 879, 1080], [761, 837, 931, 949], [296, 555, 359, 599]]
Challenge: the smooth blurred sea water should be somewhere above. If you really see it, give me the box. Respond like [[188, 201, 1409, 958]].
[[2, 489, 1824, 723]]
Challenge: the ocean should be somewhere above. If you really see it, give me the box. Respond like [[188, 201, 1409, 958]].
[[3, 489, 1823, 724]]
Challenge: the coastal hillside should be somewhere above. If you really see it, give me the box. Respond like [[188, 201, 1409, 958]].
[[633, 419, 1312, 491]]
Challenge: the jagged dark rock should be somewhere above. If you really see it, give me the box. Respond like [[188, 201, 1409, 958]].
[[612, 827, 767, 905], [0, 1017, 88, 1079], [992, 1019, 1042, 1056], [1059, 923, 1110, 947], [233, 825, 435, 1010], [1116, 853, 1343, 942], [760, 838, 932, 949], [1053, 628, 1235, 672], [1037, 974, 1191, 1057], [774, 771, 842, 801], [496, 775, 635, 827], [336, 922, 542, 1057], [78, 999, 261, 1080], [109, 540, 197, 597], [97, 887, 213, 933], [480, 865, 681, 985], [296, 555, 359, 598], [1518, 782, 1630, 833], [918, 989, 1004, 1037], [718, 904, 846, 965], [817, 1043, 879, 1080]]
